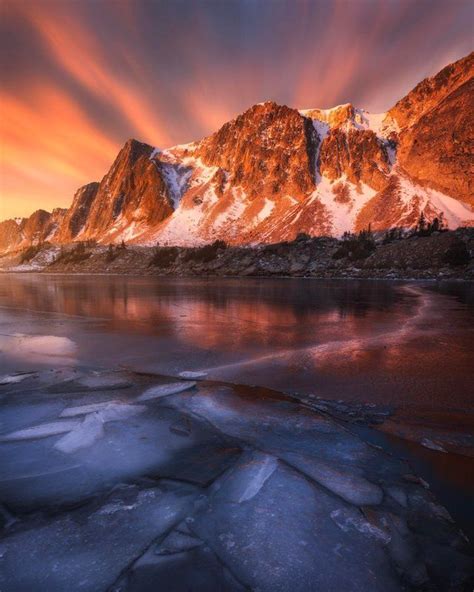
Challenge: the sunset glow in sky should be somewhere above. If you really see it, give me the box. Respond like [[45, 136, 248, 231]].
[[1, 0, 473, 220]]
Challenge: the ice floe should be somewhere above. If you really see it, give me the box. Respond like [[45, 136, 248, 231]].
[[178, 371, 208, 380], [54, 413, 105, 454], [0, 372, 36, 385], [137, 381, 197, 401], [1, 420, 80, 442]]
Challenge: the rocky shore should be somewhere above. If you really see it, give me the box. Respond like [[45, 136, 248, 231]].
[[1, 228, 473, 280]]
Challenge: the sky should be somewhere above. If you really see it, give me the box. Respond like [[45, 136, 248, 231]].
[[0, 0, 472, 220]]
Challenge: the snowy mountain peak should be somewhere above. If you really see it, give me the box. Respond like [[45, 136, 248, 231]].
[[0, 52, 472, 253]]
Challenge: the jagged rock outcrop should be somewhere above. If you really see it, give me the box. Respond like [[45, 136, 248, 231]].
[[0, 219, 22, 253], [319, 128, 390, 191], [56, 182, 99, 242], [77, 139, 174, 241], [196, 101, 318, 201], [388, 53, 474, 129], [0, 208, 67, 253], [390, 52, 474, 206]]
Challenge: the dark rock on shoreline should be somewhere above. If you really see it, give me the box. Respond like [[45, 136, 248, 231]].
[[2, 228, 473, 280]]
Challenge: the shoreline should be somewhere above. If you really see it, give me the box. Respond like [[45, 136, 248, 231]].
[[1, 228, 473, 281], [2, 269, 474, 283]]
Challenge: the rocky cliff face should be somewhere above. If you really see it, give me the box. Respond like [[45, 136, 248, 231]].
[[76, 139, 174, 242], [319, 127, 390, 191], [196, 101, 318, 201], [56, 182, 99, 242], [1, 53, 473, 253], [395, 69, 474, 206], [0, 219, 23, 253], [0, 208, 67, 253]]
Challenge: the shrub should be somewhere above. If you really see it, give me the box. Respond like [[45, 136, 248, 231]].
[[148, 246, 180, 267], [416, 212, 447, 237], [332, 228, 376, 261], [20, 244, 44, 263], [382, 228, 403, 244], [444, 239, 470, 266], [182, 240, 227, 263], [295, 232, 311, 242], [54, 242, 91, 265], [105, 244, 119, 263]]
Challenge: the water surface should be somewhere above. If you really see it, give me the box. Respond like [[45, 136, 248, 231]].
[[1, 274, 472, 411]]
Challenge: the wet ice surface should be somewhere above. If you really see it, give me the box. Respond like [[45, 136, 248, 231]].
[[0, 371, 472, 591], [0, 275, 473, 590]]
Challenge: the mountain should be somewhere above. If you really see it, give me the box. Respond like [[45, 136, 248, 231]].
[[0, 208, 66, 253], [1, 53, 472, 253]]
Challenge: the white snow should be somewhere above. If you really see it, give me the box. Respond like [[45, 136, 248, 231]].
[[213, 187, 247, 232], [397, 175, 474, 228], [149, 147, 160, 160], [299, 103, 352, 119], [255, 198, 275, 224], [159, 162, 193, 209], [301, 104, 397, 141], [311, 175, 377, 236]]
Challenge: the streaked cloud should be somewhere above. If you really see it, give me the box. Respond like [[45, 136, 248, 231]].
[[0, 0, 472, 219]]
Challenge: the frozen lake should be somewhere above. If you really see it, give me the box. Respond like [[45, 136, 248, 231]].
[[0, 274, 473, 591], [1, 274, 473, 408]]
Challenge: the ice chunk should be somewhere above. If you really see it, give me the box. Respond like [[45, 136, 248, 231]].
[[169, 418, 192, 436], [385, 486, 408, 508], [178, 371, 208, 380], [0, 405, 238, 512], [54, 372, 132, 392], [0, 484, 200, 592], [137, 381, 197, 402], [54, 413, 104, 454], [0, 372, 36, 385], [60, 402, 145, 421], [1, 421, 79, 442], [98, 403, 146, 422], [421, 438, 447, 453], [59, 401, 120, 417], [155, 530, 203, 555], [330, 508, 392, 544], [115, 540, 246, 591], [280, 452, 383, 506], [193, 459, 400, 592], [218, 451, 277, 503]]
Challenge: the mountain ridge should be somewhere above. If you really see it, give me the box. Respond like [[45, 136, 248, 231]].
[[1, 52, 473, 253]]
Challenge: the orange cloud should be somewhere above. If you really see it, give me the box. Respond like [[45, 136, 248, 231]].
[[0, 0, 471, 221], [22, 4, 171, 147], [0, 84, 118, 219]]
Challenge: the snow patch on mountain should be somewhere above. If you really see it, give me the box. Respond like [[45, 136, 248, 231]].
[[314, 176, 377, 236], [397, 175, 474, 229]]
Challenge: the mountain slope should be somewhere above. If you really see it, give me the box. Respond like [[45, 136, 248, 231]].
[[1, 53, 473, 253]]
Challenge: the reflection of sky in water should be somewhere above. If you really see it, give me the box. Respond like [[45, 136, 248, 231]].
[[0, 275, 472, 408], [0, 334, 76, 365]]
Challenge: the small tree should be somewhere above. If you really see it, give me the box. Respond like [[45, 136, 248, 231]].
[[417, 212, 427, 236], [105, 244, 116, 263]]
